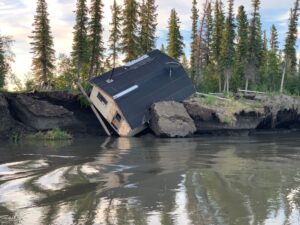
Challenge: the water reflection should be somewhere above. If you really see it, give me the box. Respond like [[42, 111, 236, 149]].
[[0, 135, 299, 224]]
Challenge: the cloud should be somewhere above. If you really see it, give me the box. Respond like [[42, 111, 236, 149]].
[[0, 0, 298, 83]]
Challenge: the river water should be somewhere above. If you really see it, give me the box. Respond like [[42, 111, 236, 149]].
[[0, 134, 300, 225]]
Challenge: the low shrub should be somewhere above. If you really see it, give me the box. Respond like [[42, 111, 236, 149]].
[[27, 129, 72, 140]]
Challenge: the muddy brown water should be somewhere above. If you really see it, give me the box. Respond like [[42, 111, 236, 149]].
[[0, 134, 300, 225]]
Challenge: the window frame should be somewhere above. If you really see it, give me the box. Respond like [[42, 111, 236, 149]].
[[97, 92, 108, 105], [111, 112, 122, 131]]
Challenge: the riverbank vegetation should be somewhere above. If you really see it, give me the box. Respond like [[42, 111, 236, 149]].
[[194, 94, 265, 124], [0, 0, 300, 96], [10, 129, 73, 143], [27, 129, 73, 141]]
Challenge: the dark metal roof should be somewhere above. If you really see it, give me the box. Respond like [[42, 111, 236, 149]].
[[90, 50, 196, 129]]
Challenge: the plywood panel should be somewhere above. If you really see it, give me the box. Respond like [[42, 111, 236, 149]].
[[90, 86, 133, 136]]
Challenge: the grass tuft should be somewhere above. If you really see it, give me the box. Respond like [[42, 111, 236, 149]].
[[27, 129, 72, 140], [78, 94, 90, 108], [203, 95, 217, 106], [10, 132, 22, 143]]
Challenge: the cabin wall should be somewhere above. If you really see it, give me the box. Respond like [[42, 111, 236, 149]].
[[90, 86, 132, 136], [128, 125, 147, 136]]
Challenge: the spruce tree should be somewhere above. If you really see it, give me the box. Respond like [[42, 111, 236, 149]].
[[54, 54, 76, 90], [71, 0, 89, 82], [284, 0, 299, 74], [88, 0, 104, 78], [204, 2, 213, 66], [0, 36, 6, 89], [266, 25, 281, 91], [166, 9, 184, 61], [30, 0, 55, 88], [298, 58, 300, 76], [212, 0, 225, 91], [194, 0, 210, 84], [247, 0, 263, 89], [190, 0, 199, 82], [260, 30, 269, 87], [122, 0, 139, 62], [139, 0, 158, 54], [233, 5, 248, 90], [108, 0, 122, 68], [270, 25, 279, 53], [181, 54, 190, 72], [263, 30, 267, 51], [281, 0, 300, 93], [0, 35, 14, 90], [0, 36, 16, 90], [195, 0, 213, 87], [220, 0, 235, 92], [160, 44, 166, 53]]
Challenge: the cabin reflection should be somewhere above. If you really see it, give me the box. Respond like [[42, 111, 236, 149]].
[[0, 137, 300, 225]]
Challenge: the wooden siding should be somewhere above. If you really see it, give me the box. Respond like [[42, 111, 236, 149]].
[[90, 86, 134, 136]]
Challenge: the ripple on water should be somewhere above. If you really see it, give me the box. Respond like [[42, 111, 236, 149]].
[[80, 165, 100, 175], [0, 160, 48, 176], [0, 177, 42, 210], [0, 136, 300, 225], [35, 167, 70, 191], [0, 160, 49, 184]]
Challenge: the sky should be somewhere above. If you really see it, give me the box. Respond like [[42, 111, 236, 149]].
[[0, 0, 299, 84]]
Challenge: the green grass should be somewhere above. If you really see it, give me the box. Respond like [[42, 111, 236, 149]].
[[10, 132, 22, 143], [78, 94, 90, 108], [203, 95, 217, 106], [27, 129, 72, 140], [222, 115, 233, 125], [198, 95, 265, 125]]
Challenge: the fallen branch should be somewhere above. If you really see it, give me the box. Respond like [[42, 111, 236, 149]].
[[238, 89, 266, 95], [196, 92, 232, 102]]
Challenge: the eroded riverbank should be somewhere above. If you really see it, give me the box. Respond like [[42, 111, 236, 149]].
[[1, 91, 300, 139]]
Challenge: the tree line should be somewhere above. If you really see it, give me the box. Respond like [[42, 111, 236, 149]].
[[0, 0, 300, 95], [27, 0, 157, 90], [188, 0, 300, 94]]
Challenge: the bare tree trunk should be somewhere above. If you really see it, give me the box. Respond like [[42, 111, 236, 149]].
[[95, 63, 100, 76], [227, 78, 229, 93], [42, 60, 48, 90], [245, 79, 249, 91], [280, 57, 288, 94], [195, 0, 209, 87], [223, 71, 230, 93], [89, 43, 98, 80], [223, 74, 227, 93], [88, 65, 94, 80], [113, 55, 116, 69], [219, 76, 222, 93], [77, 61, 82, 84]]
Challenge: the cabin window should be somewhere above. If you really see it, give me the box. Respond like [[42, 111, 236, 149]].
[[97, 92, 108, 105], [111, 112, 122, 130], [115, 113, 122, 122]]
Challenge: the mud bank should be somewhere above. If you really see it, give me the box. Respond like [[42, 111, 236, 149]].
[[1, 91, 300, 139]]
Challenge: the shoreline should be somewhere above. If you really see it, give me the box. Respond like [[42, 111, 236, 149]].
[[1, 91, 300, 141]]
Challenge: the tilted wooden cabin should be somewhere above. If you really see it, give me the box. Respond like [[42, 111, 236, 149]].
[[89, 50, 196, 137]]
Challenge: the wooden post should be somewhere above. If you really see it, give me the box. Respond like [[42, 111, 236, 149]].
[[77, 82, 111, 136], [280, 56, 287, 94]]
